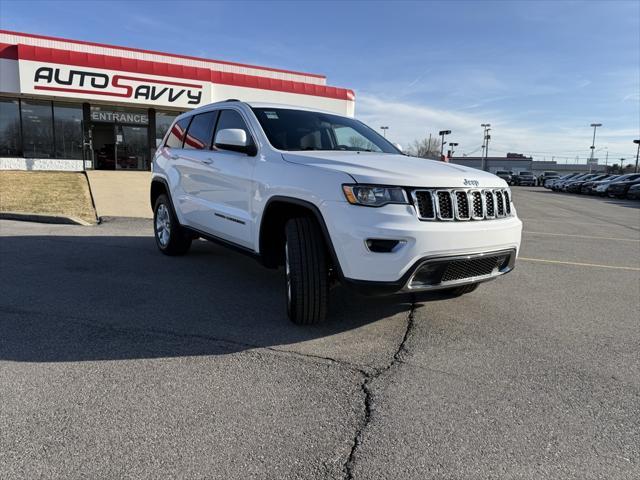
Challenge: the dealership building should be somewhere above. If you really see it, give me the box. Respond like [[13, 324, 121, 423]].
[[0, 30, 354, 171]]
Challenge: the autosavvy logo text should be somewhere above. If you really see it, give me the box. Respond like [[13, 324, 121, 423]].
[[32, 66, 203, 105]]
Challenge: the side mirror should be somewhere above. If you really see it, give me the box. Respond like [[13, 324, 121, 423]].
[[214, 128, 256, 155]]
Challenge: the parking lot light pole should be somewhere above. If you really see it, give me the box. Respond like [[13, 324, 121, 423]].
[[589, 123, 602, 163], [449, 142, 458, 158], [634, 140, 640, 173], [380, 126, 389, 138], [481, 124, 491, 171], [620, 158, 625, 172], [439, 130, 451, 161]]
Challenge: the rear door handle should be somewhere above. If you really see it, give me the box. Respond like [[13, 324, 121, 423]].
[[201, 157, 214, 165], [169, 154, 179, 160]]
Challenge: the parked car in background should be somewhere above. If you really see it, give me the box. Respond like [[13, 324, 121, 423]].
[[538, 171, 558, 187], [541, 174, 560, 186], [512, 171, 536, 186], [607, 179, 640, 198], [549, 173, 580, 190], [544, 173, 573, 189], [495, 170, 514, 185], [553, 173, 591, 191], [593, 174, 640, 196], [565, 174, 608, 193], [581, 175, 619, 194], [626, 183, 640, 200]]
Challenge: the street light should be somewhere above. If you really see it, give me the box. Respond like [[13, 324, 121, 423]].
[[438, 130, 451, 160], [380, 126, 389, 138], [634, 139, 640, 173], [449, 142, 458, 158], [589, 123, 602, 164], [481, 123, 491, 171]]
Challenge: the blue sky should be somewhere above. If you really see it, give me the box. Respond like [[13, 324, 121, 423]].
[[2, 0, 638, 163]]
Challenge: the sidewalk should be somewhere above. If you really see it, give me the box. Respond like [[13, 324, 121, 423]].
[[86, 171, 152, 219]]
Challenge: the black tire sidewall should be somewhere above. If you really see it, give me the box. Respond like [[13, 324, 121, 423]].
[[153, 193, 191, 255], [284, 217, 328, 325]]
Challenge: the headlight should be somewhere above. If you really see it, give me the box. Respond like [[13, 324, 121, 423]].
[[342, 184, 408, 207]]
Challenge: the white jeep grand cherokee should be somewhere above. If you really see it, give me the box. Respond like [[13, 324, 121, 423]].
[[151, 100, 522, 324]]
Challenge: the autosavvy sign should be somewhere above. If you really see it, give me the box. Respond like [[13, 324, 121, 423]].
[[18, 60, 210, 108]]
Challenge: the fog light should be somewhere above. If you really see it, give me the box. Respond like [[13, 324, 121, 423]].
[[365, 239, 405, 253]]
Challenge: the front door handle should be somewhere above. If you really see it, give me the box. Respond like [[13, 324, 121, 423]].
[[169, 154, 179, 160], [202, 157, 214, 165]]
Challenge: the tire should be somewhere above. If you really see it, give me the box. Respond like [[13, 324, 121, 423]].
[[442, 283, 480, 296], [153, 194, 192, 256], [284, 217, 328, 325]]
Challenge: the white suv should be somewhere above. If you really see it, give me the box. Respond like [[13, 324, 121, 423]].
[[151, 100, 522, 324]]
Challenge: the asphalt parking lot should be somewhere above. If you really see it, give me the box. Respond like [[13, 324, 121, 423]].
[[1, 187, 638, 479]]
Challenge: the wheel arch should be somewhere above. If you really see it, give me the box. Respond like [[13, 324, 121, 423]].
[[258, 196, 344, 278], [150, 176, 171, 210]]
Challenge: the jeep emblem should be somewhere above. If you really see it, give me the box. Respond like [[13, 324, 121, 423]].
[[463, 179, 479, 186]]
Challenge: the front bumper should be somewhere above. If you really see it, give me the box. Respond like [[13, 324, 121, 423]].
[[320, 200, 522, 286], [344, 248, 516, 295]]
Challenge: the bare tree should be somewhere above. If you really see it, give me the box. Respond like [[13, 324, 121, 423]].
[[407, 135, 441, 159]]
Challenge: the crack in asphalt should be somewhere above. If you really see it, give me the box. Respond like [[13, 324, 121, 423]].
[[3, 299, 419, 480], [343, 300, 417, 480]]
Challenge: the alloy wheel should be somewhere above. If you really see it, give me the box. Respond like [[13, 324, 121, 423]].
[[155, 203, 171, 247]]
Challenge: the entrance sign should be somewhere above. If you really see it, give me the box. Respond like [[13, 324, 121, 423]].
[[91, 110, 149, 125], [18, 60, 210, 109]]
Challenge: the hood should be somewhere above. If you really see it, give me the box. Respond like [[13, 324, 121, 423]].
[[282, 151, 506, 189]]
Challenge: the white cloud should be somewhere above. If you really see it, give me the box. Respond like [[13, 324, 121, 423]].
[[355, 93, 639, 162]]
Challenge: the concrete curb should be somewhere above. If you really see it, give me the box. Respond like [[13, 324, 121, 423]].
[[0, 212, 95, 226]]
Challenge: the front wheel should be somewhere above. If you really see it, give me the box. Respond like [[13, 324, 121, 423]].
[[154, 194, 192, 256], [284, 217, 328, 325]]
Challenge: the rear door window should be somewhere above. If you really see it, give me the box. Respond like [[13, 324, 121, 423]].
[[165, 117, 192, 148], [183, 111, 218, 150]]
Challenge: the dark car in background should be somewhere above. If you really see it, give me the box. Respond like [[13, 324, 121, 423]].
[[626, 183, 640, 200], [554, 173, 592, 191], [582, 175, 620, 194], [550, 173, 584, 190], [512, 171, 536, 186], [607, 179, 640, 198], [565, 174, 609, 193], [495, 170, 513, 185], [593, 174, 640, 196]]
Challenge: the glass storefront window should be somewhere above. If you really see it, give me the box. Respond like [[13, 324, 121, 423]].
[[54, 102, 84, 159], [0, 98, 22, 157], [21, 100, 54, 158], [156, 111, 180, 147]]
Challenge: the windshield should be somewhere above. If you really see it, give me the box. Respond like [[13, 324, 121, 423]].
[[519, 171, 533, 176], [251, 107, 400, 153]]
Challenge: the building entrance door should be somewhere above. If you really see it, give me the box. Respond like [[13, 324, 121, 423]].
[[116, 125, 148, 170], [92, 124, 149, 170]]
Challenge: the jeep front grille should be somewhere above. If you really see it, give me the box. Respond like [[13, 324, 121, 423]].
[[411, 188, 513, 221]]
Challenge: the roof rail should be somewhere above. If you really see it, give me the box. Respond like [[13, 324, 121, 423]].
[[225, 98, 241, 102]]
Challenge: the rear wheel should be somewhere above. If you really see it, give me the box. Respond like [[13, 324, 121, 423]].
[[154, 194, 192, 256], [284, 217, 328, 325]]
